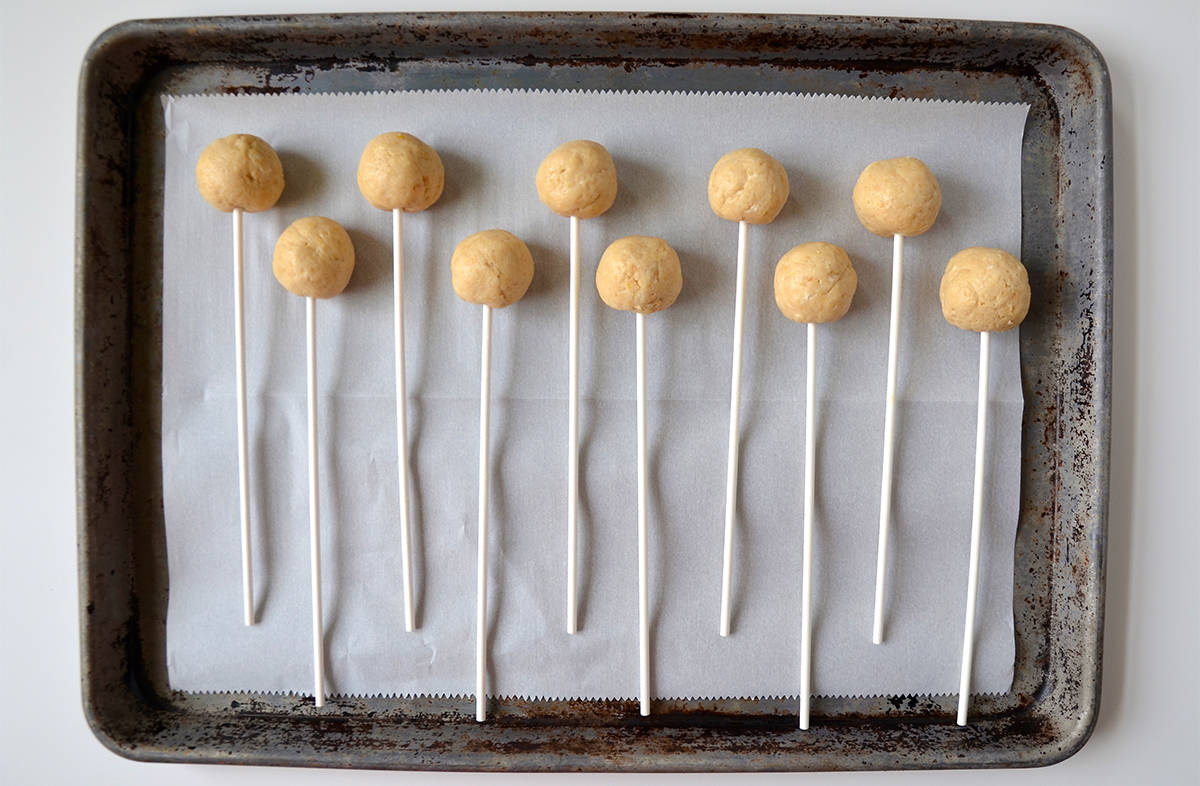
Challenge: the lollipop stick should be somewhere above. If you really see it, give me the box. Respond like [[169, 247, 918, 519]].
[[957, 330, 990, 726], [636, 312, 650, 716], [232, 208, 254, 627], [800, 322, 816, 729], [567, 215, 581, 635], [872, 232, 904, 644], [306, 296, 326, 708], [393, 209, 415, 632], [720, 219, 749, 637], [476, 305, 492, 723]]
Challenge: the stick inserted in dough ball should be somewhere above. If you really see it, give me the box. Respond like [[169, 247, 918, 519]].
[[595, 235, 682, 315], [852, 157, 941, 238], [774, 242, 858, 324], [356, 131, 445, 632], [595, 234, 682, 716], [272, 217, 356, 299], [196, 133, 285, 627], [771, 241, 857, 729], [536, 140, 618, 219], [271, 217, 356, 708], [457, 229, 535, 721], [939, 247, 1030, 333], [707, 148, 790, 225], [196, 133, 285, 213], [538, 139, 618, 634], [356, 132, 445, 213], [940, 247, 1029, 727], [451, 229, 535, 309], [710, 146, 788, 637], [858, 155, 942, 645]]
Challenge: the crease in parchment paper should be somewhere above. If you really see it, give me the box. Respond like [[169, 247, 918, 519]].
[[162, 88, 1029, 701]]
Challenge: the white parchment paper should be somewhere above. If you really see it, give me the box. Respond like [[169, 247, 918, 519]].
[[162, 89, 1029, 701]]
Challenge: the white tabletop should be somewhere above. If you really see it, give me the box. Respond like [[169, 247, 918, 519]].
[[2, 0, 1195, 783]]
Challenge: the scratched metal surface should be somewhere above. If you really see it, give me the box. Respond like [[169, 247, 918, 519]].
[[75, 12, 1111, 771]]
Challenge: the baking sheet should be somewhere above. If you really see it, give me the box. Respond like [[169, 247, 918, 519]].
[[162, 89, 1028, 700]]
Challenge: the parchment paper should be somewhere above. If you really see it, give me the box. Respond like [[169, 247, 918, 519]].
[[162, 89, 1029, 700]]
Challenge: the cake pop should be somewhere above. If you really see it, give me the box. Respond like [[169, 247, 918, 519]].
[[272, 216, 356, 707], [596, 235, 682, 716], [451, 229, 535, 722], [537, 139, 619, 635], [195, 132, 285, 627], [709, 147, 790, 637], [853, 156, 942, 645], [774, 241, 858, 729], [357, 132, 446, 633], [938, 247, 1030, 726]]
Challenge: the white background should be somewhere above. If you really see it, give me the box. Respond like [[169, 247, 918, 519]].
[[1, 0, 1195, 783]]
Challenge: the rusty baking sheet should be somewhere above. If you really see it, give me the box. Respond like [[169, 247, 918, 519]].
[[76, 12, 1111, 772]]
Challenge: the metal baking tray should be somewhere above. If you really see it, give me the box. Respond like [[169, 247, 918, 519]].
[[76, 12, 1111, 772]]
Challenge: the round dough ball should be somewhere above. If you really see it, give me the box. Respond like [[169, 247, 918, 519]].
[[272, 217, 355, 299], [939, 247, 1030, 332], [595, 236, 682, 315], [536, 140, 618, 219], [707, 148, 789, 225], [451, 230, 534, 309], [773, 242, 858, 324], [196, 134, 285, 213], [356, 132, 445, 212], [852, 156, 942, 237]]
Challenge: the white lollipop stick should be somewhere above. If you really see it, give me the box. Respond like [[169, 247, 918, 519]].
[[476, 305, 492, 723], [567, 215, 581, 635], [872, 232, 904, 644], [232, 208, 254, 627], [719, 219, 749, 637], [799, 322, 816, 729], [957, 330, 990, 726], [393, 209, 415, 633], [636, 312, 650, 716], [306, 296, 326, 708]]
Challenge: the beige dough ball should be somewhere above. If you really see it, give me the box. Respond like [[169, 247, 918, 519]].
[[356, 132, 444, 212], [196, 134, 285, 213], [939, 247, 1030, 332], [595, 236, 682, 315], [852, 157, 942, 237], [272, 217, 355, 299], [707, 148, 790, 224], [773, 242, 858, 324], [536, 140, 618, 219], [451, 230, 534, 309]]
